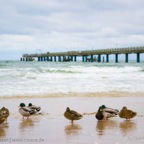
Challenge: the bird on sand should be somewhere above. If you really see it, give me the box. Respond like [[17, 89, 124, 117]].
[[0, 113, 6, 124], [95, 105, 119, 121], [27, 103, 41, 114], [119, 106, 137, 120], [18, 103, 35, 119], [64, 107, 83, 123], [0, 107, 9, 122]]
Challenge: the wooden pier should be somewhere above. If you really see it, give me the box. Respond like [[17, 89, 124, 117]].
[[21, 46, 144, 63]]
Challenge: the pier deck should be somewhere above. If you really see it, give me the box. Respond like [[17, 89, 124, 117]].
[[21, 46, 144, 63]]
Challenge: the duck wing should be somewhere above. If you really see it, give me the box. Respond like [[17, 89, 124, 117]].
[[64, 109, 83, 121], [22, 107, 32, 112], [29, 105, 41, 111], [103, 108, 119, 118], [126, 110, 137, 118], [70, 110, 83, 117], [103, 108, 119, 115], [19, 107, 34, 116]]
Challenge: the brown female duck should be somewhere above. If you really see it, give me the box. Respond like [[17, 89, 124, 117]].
[[64, 107, 83, 123], [0, 107, 9, 122], [0, 113, 6, 124], [119, 106, 137, 120]]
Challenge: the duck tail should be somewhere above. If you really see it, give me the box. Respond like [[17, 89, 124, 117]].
[[133, 112, 137, 116], [36, 108, 41, 112], [29, 110, 35, 115]]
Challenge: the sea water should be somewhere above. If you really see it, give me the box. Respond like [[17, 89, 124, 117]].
[[0, 60, 144, 98]]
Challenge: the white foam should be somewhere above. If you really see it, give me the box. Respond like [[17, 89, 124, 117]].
[[0, 61, 144, 97]]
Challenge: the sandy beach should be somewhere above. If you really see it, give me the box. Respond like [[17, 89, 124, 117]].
[[0, 96, 144, 144]]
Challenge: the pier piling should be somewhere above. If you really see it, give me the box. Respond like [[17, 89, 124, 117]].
[[74, 56, 77, 62], [58, 56, 61, 62], [91, 55, 93, 62], [125, 54, 128, 63], [54, 56, 56, 62], [98, 55, 101, 62], [71, 56, 73, 61], [137, 53, 140, 63], [115, 54, 118, 63], [106, 54, 109, 63], [82, 56, 85, 62], [47, 57, 49, 61]]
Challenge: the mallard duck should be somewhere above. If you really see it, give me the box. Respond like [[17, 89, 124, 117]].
[[18, 103, 35, 119], [95, 105, 119, 121], [119, 106, 137, 120], [64, 107, 83, 123], [0, 107, 9, 122], [0, 113, 6, 124], [27, 103, 41, 114]]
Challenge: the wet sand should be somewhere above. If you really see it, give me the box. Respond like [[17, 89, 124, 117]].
[[1, 91, 144, 99], [0, 96, 144, 144]]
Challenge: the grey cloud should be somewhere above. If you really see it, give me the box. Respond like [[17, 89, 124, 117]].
[[0, 0, 144, 60]]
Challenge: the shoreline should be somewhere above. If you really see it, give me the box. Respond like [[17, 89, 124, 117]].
[[1, 91, 144, 99]]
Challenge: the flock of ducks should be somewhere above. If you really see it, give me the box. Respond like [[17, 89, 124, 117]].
[[0, 103, 137, 125], [18, 103, 41, 119], [64, 105, 137, 123]]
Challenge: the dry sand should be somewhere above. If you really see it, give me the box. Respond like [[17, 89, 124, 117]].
[[0, 96, 144, 144]]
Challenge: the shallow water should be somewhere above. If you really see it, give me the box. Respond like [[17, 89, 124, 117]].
[[0, 97, 144, 144]]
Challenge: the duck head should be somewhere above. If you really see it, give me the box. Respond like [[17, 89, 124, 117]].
[[122, 106, 127, 111], [28, 103, 32, 106], [101, 105, 106, 109], [98, 106, 103, 112], [66, 107, 70, 112], [18, 103, 25, 108]]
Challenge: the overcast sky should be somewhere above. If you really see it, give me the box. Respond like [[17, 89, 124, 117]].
[[0, 0, 144, 60]]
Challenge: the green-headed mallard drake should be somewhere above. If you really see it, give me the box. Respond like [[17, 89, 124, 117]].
[[95, 105, 119, 121], [119, 106, 137, 120], [0, 107, 9, 122], [18, 103, 35, 119], [27, 103, 41, 114], [64, 107, 83, 123], [0, 113, 6, 124]]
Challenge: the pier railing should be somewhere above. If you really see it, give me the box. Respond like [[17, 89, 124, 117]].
[[23, 46, 144, 57]]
